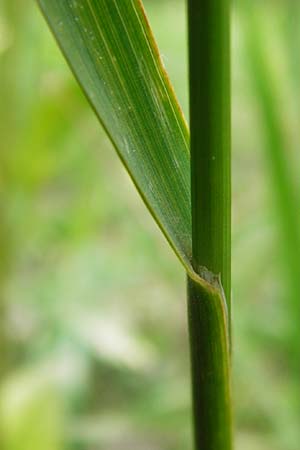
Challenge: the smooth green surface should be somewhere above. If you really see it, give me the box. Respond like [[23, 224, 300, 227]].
[[187, 276, 232, 450], [187, 0, 231, 306], [37, 0, 191, 271], [187, 2, 232, 449]]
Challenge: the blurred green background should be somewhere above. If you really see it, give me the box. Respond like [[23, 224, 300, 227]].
[[1, 0, 300, 449]]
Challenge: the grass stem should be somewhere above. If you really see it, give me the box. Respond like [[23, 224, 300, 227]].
[[187, 1, 232, 449], [187, 277, 232, 450], [188, 0, 231, 306]]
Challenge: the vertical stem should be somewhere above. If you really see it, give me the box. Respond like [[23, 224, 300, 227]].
[[188, 0, 231, 306], [187, 277, 232, 450], [187, 1, 232, 449]]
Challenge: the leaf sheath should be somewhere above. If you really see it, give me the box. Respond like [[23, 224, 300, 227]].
[[187, 276, 232, 450]]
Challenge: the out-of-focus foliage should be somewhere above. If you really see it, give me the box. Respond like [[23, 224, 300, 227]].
[[0, 368, 63, 450], [0, 0, 300, 449]]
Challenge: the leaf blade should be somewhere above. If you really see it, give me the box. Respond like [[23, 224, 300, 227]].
[[37, 0, 192, 270]]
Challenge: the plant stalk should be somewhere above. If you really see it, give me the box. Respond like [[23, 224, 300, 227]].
[[187, 0, 232, 449], [188, 0, 231, 306], [187, 277, 232, 450]]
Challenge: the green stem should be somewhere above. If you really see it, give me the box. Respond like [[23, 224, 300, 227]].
[[187, 0, 231, 307], [187, 1, 232, 449], [187, 277, 232, 450]]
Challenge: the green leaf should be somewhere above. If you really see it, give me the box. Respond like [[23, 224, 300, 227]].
[[37, 0, 191, 271]]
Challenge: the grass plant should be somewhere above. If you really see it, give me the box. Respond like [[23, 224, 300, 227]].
[[37, 1, 232, 448]]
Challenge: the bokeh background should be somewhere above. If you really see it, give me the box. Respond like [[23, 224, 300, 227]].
[[1, 0, 300, 449]]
